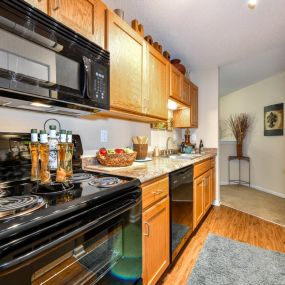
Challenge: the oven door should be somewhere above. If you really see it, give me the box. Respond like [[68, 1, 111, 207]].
[[0, 191, 142, 285]]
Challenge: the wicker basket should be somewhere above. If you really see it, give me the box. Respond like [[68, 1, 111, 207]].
[[133, 144, 148, 160], [96, 152, 137, 167]]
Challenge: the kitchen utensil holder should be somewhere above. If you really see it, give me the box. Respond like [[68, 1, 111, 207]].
[[133, 144, 148, 160]]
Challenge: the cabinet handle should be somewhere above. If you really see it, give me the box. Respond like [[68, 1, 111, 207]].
[[152, 190, 163, 195], [53, 0, 61, 10], [144, 222, 150, 236]]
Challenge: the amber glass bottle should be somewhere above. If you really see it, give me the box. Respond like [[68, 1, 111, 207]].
[[66, 131, 74, 178], [56, 130, 68, 182], [29, 129, 39, 181], [39, 130, 51, 184]]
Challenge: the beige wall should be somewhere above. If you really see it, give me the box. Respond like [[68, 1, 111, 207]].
[[0, 108, 150, 152], [190, 68, 220, 204], [219, 71, 285, 197]]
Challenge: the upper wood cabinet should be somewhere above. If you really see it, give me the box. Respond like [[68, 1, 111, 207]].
[[144, 44, 169, 120], [24, 0, 48, 13], [190, 82, 198, 128], [49, 0, 106, 48], [173, 108, 190, 128], [181, 77, 191, 105], [106, 10, 146, 115], [170, 65, 182, 101]]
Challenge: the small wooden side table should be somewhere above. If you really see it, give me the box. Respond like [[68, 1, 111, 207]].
[[228, 156, 250, 186]]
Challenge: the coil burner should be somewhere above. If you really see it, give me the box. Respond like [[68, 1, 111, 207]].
[[0, 195, 45, 219]]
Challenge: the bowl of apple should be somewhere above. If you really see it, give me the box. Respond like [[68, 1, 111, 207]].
[[96, 148, 137, 167]]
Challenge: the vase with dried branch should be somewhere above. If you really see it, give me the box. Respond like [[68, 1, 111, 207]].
[[227, 113, 251, 157]]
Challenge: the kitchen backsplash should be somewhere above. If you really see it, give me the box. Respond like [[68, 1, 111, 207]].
[[0, 108, 182, 152]]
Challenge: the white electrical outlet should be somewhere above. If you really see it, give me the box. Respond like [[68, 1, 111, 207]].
[[100, 130, 108, 143]]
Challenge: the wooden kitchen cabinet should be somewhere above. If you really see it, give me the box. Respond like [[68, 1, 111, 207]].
[[106, 10, 146, 115], [173, 108, 190, 128], [193, 158, 214, 228], [203, 170, 212, 213], [193, 174, 204, 228], [170, 65, 182, 102], [142, 176, 170, 285], [24, 0, 49, 13], [144, 44, 169, 120], [143, 197, 170, 285], [190, 82, 198, 128], [181, 77, 191, 105], [49, 0, 106, 48]]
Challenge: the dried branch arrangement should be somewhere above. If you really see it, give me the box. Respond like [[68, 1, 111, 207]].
[[227, 113, 251, 143]]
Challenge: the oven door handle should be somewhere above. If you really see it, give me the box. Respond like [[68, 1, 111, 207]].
[[0, 196, 141, 272], [82, 56, 90, 98]]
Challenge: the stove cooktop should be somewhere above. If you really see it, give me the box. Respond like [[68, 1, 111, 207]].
[[0, 171, 140, 223]]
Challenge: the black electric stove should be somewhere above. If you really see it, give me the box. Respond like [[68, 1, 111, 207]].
[[0, 132, 142, 285]]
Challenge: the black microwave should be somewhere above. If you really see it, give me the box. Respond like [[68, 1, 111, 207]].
[[0, 0, 109, 116]]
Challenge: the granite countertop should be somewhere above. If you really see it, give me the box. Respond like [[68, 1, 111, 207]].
[[82, 151, 216, 184]]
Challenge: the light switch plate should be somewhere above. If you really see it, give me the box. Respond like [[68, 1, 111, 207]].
[[100, 130, 108, 143]]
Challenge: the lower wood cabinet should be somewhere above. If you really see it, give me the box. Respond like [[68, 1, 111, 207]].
[[193, 158, 215, 228], [24, 0, 48, 13], [142, 176, 170, 285]]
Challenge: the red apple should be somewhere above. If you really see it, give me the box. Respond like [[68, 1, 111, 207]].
[[115, 148, 124, 154], [99, 148, 107, 156]]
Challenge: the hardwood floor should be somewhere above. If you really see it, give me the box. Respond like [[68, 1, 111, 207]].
[[160, 205, 285, 285]]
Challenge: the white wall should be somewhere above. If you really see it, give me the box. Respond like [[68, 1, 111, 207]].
[[219, 71, 285, 197], [0, 108, 150, 152], [189, 68, 220, 204]]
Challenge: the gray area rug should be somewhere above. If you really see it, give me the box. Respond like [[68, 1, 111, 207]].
[[188, 234, 285, 285]]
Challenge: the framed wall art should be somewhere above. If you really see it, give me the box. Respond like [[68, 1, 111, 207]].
[[264, 103, 284, 136]]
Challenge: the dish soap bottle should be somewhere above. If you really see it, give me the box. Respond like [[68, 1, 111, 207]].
[[29, 129, 39, 181], [48, 125, 58, 170], [199, 139, 204, 154], [56, 129, 68, 182], [39, 130, 51, 184], [66, 130, 74, 178]]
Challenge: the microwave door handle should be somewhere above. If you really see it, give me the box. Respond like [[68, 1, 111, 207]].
[[82, 56, 89, 98]]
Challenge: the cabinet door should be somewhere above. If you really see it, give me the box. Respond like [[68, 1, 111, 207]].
[[193, 175, 204, 229], [144, 45, 169, 120], [170, 65, 181, 101], [190, 83, 198, 128], [106, 10, 146, 114], [49, 0, 106, 47], [173, 108, 190, 128], [143, 197, 170, 285], [181, 77, 191, 105], [203, 170, 212, 213], [24, 0, 48, 13]]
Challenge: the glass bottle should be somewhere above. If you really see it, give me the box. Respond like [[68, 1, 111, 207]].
[[66, 131, 74, 178], [48, 125, 58, 170], [29, 129, 40, 181], [39, 130, 51, 184], [56, 129, 68, 182]]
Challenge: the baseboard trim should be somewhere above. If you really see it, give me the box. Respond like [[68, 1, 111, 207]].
[[212, 199, 221, 206], [220, 182, 285, 199]]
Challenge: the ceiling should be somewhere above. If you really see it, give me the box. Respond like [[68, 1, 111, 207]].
[[103, 0, 285, 72], [219, 45, 285, 96], [104, 0, 285, 96]]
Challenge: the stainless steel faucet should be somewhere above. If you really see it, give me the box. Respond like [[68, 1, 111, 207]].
[[166, 137, 174, 154]]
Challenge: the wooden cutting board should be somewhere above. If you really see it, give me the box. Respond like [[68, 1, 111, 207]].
[[84, 162, 146, 173]]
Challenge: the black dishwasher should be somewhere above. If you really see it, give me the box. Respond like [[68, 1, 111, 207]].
[[169, 165, 193, 262]]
